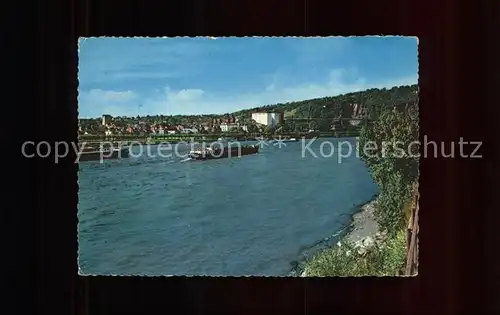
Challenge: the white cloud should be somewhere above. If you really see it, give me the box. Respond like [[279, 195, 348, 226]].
[[78, 89, 138, 117], [78, 68, 418, 117], [167, 88, 204, 102], [108, 72, 185, 79], [80, 89, 136, 101], [100, 90, 136, 101], [274, 69, 416, 103], [225, 68, 417, 110]]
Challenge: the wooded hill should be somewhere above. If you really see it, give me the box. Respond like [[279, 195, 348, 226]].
[[233, 84, 419, 122]]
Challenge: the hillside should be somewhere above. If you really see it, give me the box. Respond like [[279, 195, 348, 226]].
[[232, 84, 419, 121]]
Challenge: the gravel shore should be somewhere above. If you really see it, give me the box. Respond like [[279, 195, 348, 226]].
[[344, 199, 380, 244], [298, 198, 381, 277]]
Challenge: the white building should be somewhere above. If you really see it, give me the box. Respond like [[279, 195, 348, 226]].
[[181, 128, 199, 134], [220, 123, 248, 132], [251, 112, 283, 127], [220, 123, 232, 132]]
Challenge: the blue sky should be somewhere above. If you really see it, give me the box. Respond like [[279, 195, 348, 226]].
[[78, 37, 418, 118]]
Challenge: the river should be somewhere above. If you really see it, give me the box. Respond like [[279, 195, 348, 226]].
[[77, 137, 378, 276]]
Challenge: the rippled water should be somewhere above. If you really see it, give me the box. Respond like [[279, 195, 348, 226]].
[[77, 137, 378, 276]]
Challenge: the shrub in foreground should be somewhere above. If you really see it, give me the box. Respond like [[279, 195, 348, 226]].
[[303, 229, 406, 277]]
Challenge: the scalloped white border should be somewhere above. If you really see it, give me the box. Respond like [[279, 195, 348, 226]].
[[76, 35, 419, 277]]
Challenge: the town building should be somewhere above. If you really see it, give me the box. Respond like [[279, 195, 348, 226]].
[[165, 126, 178, 134], [251, 112, 284, 127], [220, 123, 235, 132], [181, 127, 199, 134], [102, 114, 112, 126], [220, 122, 248, 132]]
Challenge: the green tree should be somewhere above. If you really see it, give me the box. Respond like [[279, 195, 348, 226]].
[[247, 124, 259, 133], [359, 102, 419, 234], [308, 120, 319, 131], [212, 125, 222, 133], [274, 122, 290, 134], [264, 125, 275, 134], [228, 126, 244, 134]]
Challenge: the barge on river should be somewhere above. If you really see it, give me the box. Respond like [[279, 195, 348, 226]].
[[188, 139, 259, 160], [280, 138, 298, 142], [78, 145, 129, 162], [268, 137, 299, 144]]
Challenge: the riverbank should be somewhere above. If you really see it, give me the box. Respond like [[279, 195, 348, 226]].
[[288, 195, 378, 276], [298, 195, 406, 277], [296, 197, 380, 277], [344, 198, 380, 245]]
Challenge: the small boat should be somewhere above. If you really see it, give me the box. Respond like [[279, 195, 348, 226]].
[[216, 137, 237, 143], [269, 137, 299, 143], [78, 145, 129, 162], [188, 143, 259, 160]]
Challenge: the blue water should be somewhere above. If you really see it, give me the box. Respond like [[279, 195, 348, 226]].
[[77, 137, 378, 276]]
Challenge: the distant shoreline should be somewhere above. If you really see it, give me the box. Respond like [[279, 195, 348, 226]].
[[78, 132, 360, 142], [77, 134, 361, 148]]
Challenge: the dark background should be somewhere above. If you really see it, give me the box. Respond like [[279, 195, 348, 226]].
[[4, 0, 498, 314]]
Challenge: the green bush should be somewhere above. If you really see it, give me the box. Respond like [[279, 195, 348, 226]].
[[358, 104, 419, 234], [303, 229, 407, 277], [375, 172, 413, 233], [378, 229, 407, 274]]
